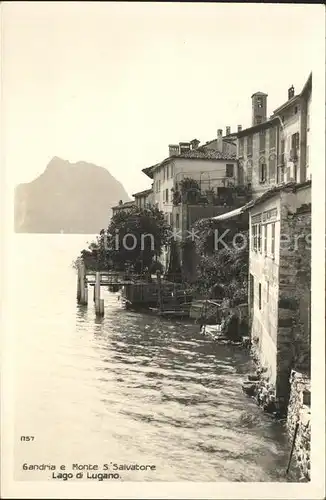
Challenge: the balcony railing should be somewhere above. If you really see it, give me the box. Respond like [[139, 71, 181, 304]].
[[172, 185, 252, 207]]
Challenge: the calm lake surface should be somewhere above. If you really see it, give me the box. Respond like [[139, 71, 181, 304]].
[[12, 234, 298, 482]]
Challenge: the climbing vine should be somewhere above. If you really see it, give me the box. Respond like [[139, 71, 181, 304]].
[[189, 216, 249, 305]]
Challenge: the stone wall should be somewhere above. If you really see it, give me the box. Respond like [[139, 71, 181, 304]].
[[277, 187, 311, 406], [287, 370, 311, 480]]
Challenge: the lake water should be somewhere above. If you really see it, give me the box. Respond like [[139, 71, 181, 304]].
[[11, 234, 298, 482]]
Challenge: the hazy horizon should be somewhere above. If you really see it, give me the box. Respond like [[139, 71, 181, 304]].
[[2, 2, 323, 196]]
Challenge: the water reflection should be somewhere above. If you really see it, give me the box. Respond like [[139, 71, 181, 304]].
[[13, 235, 299, 482]]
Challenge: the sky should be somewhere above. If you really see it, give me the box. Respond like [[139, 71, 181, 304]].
[[1, 2, 323, 197]]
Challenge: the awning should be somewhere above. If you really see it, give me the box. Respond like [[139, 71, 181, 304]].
[[211, 203, 250, 222]]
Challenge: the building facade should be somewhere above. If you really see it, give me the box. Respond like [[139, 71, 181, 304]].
[[143, 142, 238, 221], [111, 200, 135, 216], [236, 73, 312, 200], [132, 188, 154, 209], [142, 141, 239, 270], [203, 127, 237, 155], [248, 181, 311, 408]]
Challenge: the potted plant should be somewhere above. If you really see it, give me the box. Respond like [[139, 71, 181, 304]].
[[180, 177, 200, 204], [205, 188, 215, 204]]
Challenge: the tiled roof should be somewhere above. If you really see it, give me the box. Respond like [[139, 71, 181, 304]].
[[272, 94, 300, 115], [142, 149, 237, 178], [132, 188, 153, 197], [142, 166, 154, 178], [236, 117, 278, 138], [112, 201, 135, 210], [204, 136, 236, 148], [245, 180, 311, 209], [142, 149, 237, 179], [177, 148, 237, 160]]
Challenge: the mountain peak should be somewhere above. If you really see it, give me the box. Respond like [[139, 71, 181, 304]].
[[15, 157, 130, 233]]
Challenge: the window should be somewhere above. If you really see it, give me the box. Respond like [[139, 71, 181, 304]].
[[291, 132, 300, 159], [252, 223, 262, 252], [163, 167, 166, 181], [259, 130, 266, 152], [295, 132, 300, 149], [269, 127, 276, 149], [271, 223, 275, 257], [239, 138, 244, 156], [165, 188, 169, 202], [166, 165, 169, 179], [269, 155, 276, 182], [294, 106, 298, 114], [252, 224, 257, 251], [264, 225, 267, 254], [226, 164, 234, 177], [280, 139, 285, 165], [258, 224, 262, 252], [258, 283, 262, 310], [257, 98, 263, 108], [247, 136, 253, 155], [176, 213, 180, 229], [250, 274, 254, 309], [259, 163, 267, 183]]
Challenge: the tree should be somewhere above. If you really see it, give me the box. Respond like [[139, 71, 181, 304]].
[[190, 214, 249, 305], [76, 206, 170, 272], [104, 205, 170, 272]]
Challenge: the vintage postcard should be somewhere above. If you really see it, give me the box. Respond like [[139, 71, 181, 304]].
[[1, 2, 325, 499]]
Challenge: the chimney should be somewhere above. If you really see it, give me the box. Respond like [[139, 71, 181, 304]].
[[217, 129, 223, 152], [169, 144, 179, 157], [288, 85, 295, 100], [237, 125, 242, 133], [226, 126, 231, 136], [190, 138, 200, 150], [179, 142, 191, 154]]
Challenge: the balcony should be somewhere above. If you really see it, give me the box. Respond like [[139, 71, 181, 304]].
[[172, 179, 251, 208]]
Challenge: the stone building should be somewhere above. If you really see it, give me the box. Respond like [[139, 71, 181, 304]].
[[142, 140, 239, 270], [111, 200, 135, 216], [235, 73, 312, 199], [132, 188, 154, 209], [202, 126, 237, 156], [142, 141, 238, 218], [248, 180, 311, 411]]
